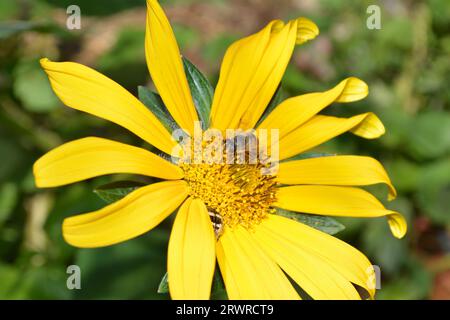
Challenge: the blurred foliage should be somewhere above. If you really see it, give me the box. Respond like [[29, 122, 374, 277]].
[[0, 0, 449, 300]]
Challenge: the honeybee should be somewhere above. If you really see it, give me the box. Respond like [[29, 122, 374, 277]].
[[207, 209, 223, 238]]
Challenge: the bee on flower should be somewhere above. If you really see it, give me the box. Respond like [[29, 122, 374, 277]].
[[34, 0, 406, 300]]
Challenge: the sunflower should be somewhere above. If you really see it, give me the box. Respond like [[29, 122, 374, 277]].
[[34, 0, 406, 300]]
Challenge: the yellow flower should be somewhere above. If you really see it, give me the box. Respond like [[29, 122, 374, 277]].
[[34, 0, 407, 300]]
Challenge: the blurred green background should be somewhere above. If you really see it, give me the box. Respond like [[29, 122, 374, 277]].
[[0, 0, 449, 299]]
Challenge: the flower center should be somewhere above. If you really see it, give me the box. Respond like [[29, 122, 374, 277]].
[[179, 136, 277, 235]]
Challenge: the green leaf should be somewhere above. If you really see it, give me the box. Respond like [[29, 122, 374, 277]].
[[138, 86, 178, 132], [275, 208, 345, 235], [256, 84, 283, 127], [182, 57, 214, 130], [210, 267, 228, 300], [94, 180, 146, 204], [157, 267, 228, 299], [282, 152, 336, 162], [157, 272, 169, 294]]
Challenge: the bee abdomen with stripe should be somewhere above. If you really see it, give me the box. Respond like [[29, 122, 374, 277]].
[[207, 209, 223, 238]]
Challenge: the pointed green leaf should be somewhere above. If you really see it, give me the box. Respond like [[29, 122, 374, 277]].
[[157, 267, 228, 299], [210, 267, 228, 300], [138, 86, 179, 132], [282, 152, 336, 162], [157, 272, 169, 294], [94, 180, 146, 204], [256, 84, 283, 127], [182, 57, 214, 130], [275, 208, 345, 235]]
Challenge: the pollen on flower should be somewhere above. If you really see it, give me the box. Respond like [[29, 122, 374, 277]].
[[179, 138, 277, 234]]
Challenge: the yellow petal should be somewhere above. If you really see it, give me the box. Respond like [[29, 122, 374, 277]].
[[258, 77, 368, 138], [63, 180, 188, 248], [256, 215, 377, 298], [278, 155, 396, 200], [295, 17, 320, 44], [210, 20, 298, 130], [145, 0, 198, 133], [275, 185, 407, 238], [40, 58, 175, 155], [216, 226, 300, 300], [254, 221, 360, 299], [34, 137, 183, 188], [168, 198, 216, 300], [278, 113, 385, 160]]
